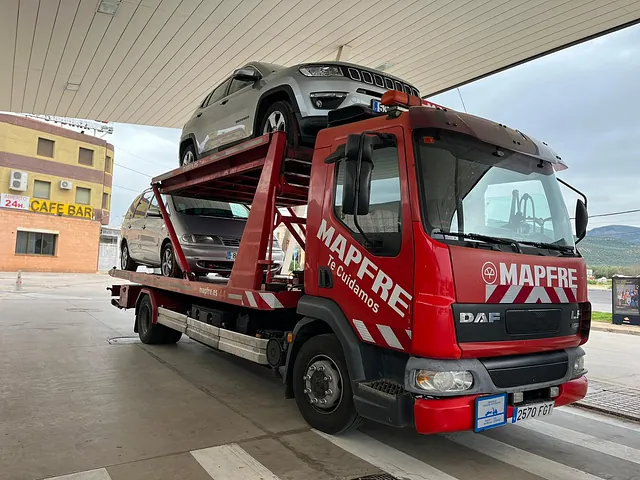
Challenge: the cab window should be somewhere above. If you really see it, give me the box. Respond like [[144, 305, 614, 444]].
[[333, 143, 402, 256]]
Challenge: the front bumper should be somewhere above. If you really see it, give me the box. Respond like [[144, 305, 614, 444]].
[[413, 376, 588, 434], [181, 244, 283, 273]]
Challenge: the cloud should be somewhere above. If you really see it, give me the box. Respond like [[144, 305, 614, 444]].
[[429, 24, 640, 226]]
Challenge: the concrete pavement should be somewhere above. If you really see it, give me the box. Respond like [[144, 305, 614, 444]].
[[589, 288, 612, 313], [1, 273, 640, 480]]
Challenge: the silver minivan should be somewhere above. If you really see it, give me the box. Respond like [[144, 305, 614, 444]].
[[120, 189, 284, 277]]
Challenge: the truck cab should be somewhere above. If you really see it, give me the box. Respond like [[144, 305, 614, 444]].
[[301, 92, 590, 434]]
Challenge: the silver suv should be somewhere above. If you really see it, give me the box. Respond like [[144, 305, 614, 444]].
[[120, 189, 284, 277], [179, 61, 419, 165]]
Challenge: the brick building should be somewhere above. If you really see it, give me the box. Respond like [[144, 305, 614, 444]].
[[0, 114, 113, 273]]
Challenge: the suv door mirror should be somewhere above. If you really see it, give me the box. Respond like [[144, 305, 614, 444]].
[[575, 199, 588, 242], [233, 68, 261, 81], [341, 134, 374, 216]]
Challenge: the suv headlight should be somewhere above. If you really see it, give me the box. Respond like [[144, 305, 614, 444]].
[[299, 65, 343, 77], [414, 370, 473, 393], [181, 234, 223, 245]]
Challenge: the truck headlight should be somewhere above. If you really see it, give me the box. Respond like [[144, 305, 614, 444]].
[[299, 65, 343, 77], [572, 354, 586, 377], [414, 370, 473, 393]]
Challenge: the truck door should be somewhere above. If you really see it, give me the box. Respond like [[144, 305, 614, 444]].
[[314, 126, 415, 352]]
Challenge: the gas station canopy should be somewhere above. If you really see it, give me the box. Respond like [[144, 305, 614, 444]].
[[1, 0, 639, 128]]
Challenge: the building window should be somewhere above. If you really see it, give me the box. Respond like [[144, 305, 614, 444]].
[[78, 147, 94, 166], [102, 193, 110, 210], [33, 180, 51, 199], [15, 231, 57, 256], [105, 155, 112, 173], [37, 138, 54, 157], [76, 187, 91, 205]]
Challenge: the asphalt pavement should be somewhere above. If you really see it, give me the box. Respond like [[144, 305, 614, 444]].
[[1, 273, 639, 480], [588, 288, 612, 313]]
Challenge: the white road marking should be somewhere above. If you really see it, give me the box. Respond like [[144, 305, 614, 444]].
[[518, 418, 640, 465], [191, 443, 280, 480], [445, 431, 605, 480], [42, 469, 112, 480], [314, 429, 458, 480], [558, 406, 640, 433]]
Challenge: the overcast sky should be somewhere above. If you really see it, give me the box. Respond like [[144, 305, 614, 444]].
[[106, 23, 640, 229]]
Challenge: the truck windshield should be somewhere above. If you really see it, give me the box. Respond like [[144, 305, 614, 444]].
[[172, 196, 249, 219], [415, 131, 575, 250]]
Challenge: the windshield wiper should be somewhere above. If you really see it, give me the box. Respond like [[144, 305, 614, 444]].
[[518, 240, 576, 254], [431, 229, 522, 253]]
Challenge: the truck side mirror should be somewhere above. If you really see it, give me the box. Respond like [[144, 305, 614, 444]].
[[575, 199, 588, 242], [341, 134, 374, 216]]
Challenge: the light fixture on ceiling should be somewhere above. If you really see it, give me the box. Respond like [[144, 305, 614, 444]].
[[66, 83, 80, 91], [97, 0, 121, 15]]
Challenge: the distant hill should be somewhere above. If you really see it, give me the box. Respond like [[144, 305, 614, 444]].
[[578, 225, 640, 267], [588, 225, 640, 244]]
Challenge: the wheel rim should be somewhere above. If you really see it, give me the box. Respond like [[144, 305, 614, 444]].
[[263, 110, 286, 134], [302, 355, 343, 414], [162, 247, 173, 276], [183, 150, 195, 165], [121, 246, 128, 269], [139, 303, 151, 336]]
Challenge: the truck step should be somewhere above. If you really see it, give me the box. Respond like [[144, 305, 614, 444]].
[[363, 380, 405, 396]]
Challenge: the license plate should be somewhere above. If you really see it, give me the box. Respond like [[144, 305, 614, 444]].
[[511, 401, 554, 423], [371, 99, 388, 113], [226, 251, 237, 260], [474, 393, 507, 432]]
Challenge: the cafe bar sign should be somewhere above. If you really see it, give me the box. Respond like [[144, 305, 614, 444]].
[[1, 193, 93, 219]]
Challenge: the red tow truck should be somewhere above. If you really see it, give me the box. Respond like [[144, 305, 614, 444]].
[[109, 90, 591, 435]]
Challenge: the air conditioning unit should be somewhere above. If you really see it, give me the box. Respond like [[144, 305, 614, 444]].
[[9, 170, 28, 192], [60, 180, 73, 190]]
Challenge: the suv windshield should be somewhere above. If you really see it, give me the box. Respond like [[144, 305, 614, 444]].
[[415, 131, 575, 250], [172, 196, 249, 219]]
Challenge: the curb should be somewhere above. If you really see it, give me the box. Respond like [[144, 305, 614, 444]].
[[590, 323, 640, 336]]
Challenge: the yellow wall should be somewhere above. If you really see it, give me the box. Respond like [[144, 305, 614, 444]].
[[0, 120, 113, 217]]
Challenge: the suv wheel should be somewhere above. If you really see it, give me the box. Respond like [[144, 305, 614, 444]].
[[181, 144, 196, 167], [121, 242, 138, 271], [260, 101, 296, 145]]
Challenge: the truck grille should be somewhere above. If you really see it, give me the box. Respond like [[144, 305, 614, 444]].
[[345, 67, 419, 97], [482, 351, 568, 388], [506, 309, 562, 335]]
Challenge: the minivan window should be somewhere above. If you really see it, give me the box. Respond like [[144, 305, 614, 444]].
[[134, 191, 153, 218], [172, 196, 249, 219]]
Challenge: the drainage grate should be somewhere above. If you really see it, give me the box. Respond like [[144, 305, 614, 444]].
[[107, 336, 140, 345], [365, 379, 405, 396], [66, 308, 101, 312], [350, 474, 399, 480], [577, 379, 640, 422]]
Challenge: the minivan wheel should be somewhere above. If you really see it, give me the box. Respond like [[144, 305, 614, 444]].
[[260, 101, 295, 145], [161, 243, 181, 278], [121, 242, 138, 271], [181, 144, 196, 167]]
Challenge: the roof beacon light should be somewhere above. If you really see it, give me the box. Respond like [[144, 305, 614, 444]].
[[381, 90, 422, 108]]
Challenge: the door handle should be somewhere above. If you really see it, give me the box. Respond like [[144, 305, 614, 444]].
[[196, 112, 202, 118], [221, 99, 228, 105], [142, 225, 146, 229]]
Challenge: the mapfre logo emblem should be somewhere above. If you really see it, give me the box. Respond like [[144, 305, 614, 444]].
[[482, 262, 498, 284]]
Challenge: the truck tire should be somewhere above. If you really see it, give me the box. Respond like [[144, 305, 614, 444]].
[[137, 296, 182, 344], [292, 333, 363, 434]]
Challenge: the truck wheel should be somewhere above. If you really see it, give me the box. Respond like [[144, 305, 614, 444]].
[[121, 241, 138, 271], [292, 334, 363, 434], [137, 296, 182, 344]]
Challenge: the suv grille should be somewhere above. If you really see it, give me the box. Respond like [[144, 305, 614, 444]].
[[219, 236, 240, 247], [346, 67, 419, 97]]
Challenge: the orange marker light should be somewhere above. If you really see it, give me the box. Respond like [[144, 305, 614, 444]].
[[422, 136, 435, 144], [381, 89, 422, 107], [287, 332, 293, 344]]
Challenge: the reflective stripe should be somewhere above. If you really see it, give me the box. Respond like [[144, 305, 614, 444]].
[[245, 291, 258, 307], [353, 319, 374, 343], [377, 324, 403, 350]]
